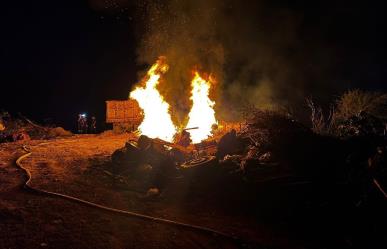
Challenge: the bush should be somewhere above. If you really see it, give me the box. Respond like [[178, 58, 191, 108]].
[[306, 97, 334, 134], [307, 90, 387, 137], [335, 89, 387, 121]]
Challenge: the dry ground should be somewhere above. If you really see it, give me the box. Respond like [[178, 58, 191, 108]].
[[1, 133, 367, 249], [0, 134, 282, 249]]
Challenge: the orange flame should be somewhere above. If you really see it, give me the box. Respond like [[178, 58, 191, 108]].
[[129, 58, 177, 142], [185, 72, 217, 143]]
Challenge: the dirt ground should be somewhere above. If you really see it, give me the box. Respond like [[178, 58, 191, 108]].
[[0, 133, 385, 249], [0, 134, 261, 249]]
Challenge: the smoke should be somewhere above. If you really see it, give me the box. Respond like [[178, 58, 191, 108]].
[[133, 0, 225, 124], [132, 0, 339, 122], [212, 1, 336, 119], [88, 0, 339, 122]]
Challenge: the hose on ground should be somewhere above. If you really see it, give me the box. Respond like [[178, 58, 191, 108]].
[[16, 144, 243, 246]]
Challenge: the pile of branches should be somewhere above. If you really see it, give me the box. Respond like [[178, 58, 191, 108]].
[[217, 109, 315, 174], [307, 90, 387, 137], [0, 111, 72, 143], [240, 109, 311, 151], [335, 112, 385, 137]]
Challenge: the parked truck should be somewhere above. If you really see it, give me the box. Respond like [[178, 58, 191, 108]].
[[106, 100, 143, 133]]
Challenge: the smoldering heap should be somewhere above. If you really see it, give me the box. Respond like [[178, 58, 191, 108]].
[[110, 107, 386, 201]]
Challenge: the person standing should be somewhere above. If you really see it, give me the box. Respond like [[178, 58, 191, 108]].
[[78, 114, 88, 133], [82, 115, 88, 133], [90, 116, 97, 134], [77, 114, 83, 133]]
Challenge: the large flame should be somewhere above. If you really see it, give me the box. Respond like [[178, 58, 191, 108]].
[[129, 58, 177, 142], [185, 72, 217, 143]]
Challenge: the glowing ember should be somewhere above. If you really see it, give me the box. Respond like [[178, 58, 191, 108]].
[[129, 58, 177, 142], [185, 72, 217, 143]]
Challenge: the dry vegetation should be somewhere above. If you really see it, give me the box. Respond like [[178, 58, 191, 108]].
[[0, 90, 385, 249], [0, 112, 72, 142], [307, 90, 387, 136], [335, 89, 387, 120]]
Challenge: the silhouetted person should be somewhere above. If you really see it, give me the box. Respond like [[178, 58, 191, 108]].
[[77, 114, 88, 134], [90, 116, 97, 133], [77, 114, 83, 133], [83, 116, 88, 133]]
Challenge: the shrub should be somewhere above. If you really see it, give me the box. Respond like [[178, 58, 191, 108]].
[[306, 97, 335, 134], [307, 90, 387, 137], [335, 89, 387, 121]]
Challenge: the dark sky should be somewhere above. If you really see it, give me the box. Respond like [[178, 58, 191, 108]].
[[1, 1, 140, 130], [1, 1, 386, 130]]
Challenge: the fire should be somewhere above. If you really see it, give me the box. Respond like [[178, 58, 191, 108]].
[[185, 72, 217, 143], [129, 58, 177, 142], [129, 58, 217, 144]]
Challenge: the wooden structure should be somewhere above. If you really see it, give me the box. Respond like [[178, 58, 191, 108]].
[[106, 100, 143, 132]]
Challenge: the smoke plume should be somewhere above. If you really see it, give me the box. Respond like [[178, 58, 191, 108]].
[[89, 0, 341, 122], [133, 0, 225, 124], [132, 0, 339, 122]]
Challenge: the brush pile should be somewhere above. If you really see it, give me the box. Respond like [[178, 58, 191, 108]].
[[110, 110, 315, 183], [107, 109, 387, 203], [0, 112, 72, 143], [217, 110, 314, 173]]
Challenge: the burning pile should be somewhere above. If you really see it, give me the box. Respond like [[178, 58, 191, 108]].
[[129, 57, 218, 144], [129, 57, 176, 142], [185, 72, 217, 143], [117, 58, 312, 180]]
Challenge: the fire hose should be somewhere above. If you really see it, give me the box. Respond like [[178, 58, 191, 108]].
[[16, 144, 243, 246]]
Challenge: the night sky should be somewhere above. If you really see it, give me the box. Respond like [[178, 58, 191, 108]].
[[1, 1, 386, 130]]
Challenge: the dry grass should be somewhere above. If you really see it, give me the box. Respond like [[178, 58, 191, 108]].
[[335, 89, 387, 120], [307, 90, 387, 136], [306, 97, 337, 135]]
